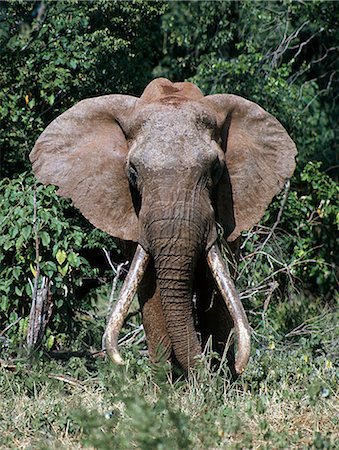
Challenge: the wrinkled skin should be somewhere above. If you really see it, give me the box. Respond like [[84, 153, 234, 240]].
[[130, 102, 225, 369], [30, 78, 297, 375]]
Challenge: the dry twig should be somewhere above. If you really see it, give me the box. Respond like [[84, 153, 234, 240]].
[[261, 180, 290, 250], [101, 253, 129, 351], [27, 189, 53, 350]]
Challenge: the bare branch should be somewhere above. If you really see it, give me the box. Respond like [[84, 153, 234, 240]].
[[285, 311, 333, 338], [260, 180, 291, 250], [302, 71, 336, 112], [103, 248, 129, 276], [101, 259, 129, 351], [266, 20, 310, 69], [48, 373, 87, 389], [311, 46, 336, 65], [27, 189, 53, 350], [0, 316, 22, 336], [292, 27, 323, 60], [119, 324, 145, 347], [239, 257, 331, 303], [103, 248, 118, 274]]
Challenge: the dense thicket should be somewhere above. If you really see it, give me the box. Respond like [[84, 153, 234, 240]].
[[0, 1, 337, 346]]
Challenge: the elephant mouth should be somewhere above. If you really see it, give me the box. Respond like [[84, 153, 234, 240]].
[[105, 243, 251, 375]]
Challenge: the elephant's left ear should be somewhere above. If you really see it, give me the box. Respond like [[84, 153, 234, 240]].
[[202, 94, 297, 241], [30, 94, 139, 241]]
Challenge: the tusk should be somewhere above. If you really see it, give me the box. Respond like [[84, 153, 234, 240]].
[[105, 244, 150, 365], [207, 244, 251, 375]]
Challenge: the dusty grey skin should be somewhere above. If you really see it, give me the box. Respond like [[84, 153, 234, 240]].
[[30, 78, 297, 376]]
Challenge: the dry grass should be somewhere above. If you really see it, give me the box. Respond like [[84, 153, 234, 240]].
[[1, 307, 337, 450]]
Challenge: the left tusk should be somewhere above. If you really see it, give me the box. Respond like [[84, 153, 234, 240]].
[[105, 244, 150, 364], [207, 244, 251, 375]]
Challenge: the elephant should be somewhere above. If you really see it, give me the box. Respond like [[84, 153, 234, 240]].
[[30, 78, 297, 376]]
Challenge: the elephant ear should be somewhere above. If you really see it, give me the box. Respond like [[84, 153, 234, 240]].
[[30, 95, 139, 241], [203, 94, 297, 242]]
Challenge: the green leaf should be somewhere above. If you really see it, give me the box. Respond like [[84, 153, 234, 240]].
[[15, 235, 24, 250], [22, 225, 32, 240], [28, 98, 36, 108], [25, 284, 32, 296], [56, 249, 67, 265], [13, 266, 21, 280], [67, 251, 80, 267], [12, 225, 19, 238], [58, 263, 69, 277], [15, 286, 23, 296], [1, 296, 9, 311], [3, 240, 14, 251], [40, 231, 51, 247], [48, 94, 55, 105], [44, 261, 57, 272], [46, 335, 55, 350]]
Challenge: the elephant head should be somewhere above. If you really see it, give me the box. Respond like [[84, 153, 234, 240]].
[[30, 78, 297, 375]]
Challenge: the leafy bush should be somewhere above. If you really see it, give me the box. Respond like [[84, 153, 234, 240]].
[[0, 174, 117, 348], [236, 162, 338, 325], [281, 163, 338, 295], [0, 0, 166, 177]]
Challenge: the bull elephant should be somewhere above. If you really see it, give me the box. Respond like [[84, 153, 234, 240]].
[[30, 78, 297, 376]]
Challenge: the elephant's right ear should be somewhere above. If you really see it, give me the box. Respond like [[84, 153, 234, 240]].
[[30, 95, 139, 241]]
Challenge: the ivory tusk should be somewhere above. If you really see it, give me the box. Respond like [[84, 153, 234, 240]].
[[105, 244, 150, 364], [207, 244, 251, 374]]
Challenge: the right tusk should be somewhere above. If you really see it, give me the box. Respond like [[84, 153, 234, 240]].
[[105, 244, 150, 364], [207, 244, 251, 375]]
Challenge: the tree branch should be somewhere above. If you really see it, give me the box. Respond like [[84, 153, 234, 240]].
[[260, 180, 291, 249]]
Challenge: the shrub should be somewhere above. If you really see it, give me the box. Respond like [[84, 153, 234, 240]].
[[0, 173, 117, 348]]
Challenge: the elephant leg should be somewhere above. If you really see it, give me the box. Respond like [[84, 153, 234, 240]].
[[138, 261, 172, 364], [195, 260, 237, 379]]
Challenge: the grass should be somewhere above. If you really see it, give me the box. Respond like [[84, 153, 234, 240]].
[[0, 306, 337, 449]]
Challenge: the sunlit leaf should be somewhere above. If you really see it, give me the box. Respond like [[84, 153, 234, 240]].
[[56, 249, 67, 265]]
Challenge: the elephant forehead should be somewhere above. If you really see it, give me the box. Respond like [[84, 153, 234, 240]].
[[129, 104, 219, 168], [130, 130, 219, 171], [131, 102, 217, 135]]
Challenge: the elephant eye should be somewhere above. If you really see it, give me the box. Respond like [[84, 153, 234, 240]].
[[127, 163, 138, 187], [211, 158, 224, 185]]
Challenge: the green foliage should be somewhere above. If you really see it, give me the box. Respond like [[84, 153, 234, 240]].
[[0, 173, 116, 346], [237, 161, 338, 322], [283, 162, 338, 295], [0, 0, 166, 177], [78, 383, 191, 449], [155, 1, 236, 80]]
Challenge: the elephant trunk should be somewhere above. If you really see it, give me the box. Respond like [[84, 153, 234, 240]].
[[153, 247, 202, 370], [143, 196, 211, 371]]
